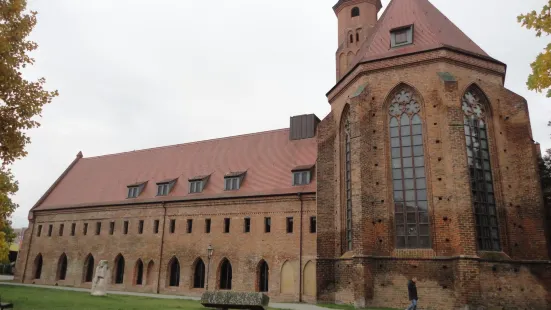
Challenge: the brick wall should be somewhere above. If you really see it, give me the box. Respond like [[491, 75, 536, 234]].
[[316, 52, 551, 309], [15, 194, 317, 302]]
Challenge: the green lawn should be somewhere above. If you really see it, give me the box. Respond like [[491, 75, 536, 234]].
[[0, 285, 233, 310], [319, 303, 399, 310]]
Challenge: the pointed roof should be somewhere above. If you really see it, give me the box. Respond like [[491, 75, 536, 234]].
[[350, 0, 500, 68]]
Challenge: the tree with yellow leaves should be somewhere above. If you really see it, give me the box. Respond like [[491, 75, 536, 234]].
[[0, 0, 58, 261], [518, 1, 551, 97]]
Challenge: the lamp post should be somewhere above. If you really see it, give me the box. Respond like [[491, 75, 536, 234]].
[[206, 245, 213, 291]]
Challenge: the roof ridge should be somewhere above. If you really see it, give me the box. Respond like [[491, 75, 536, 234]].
[[84, 127, 292, 160], [419, 0, 487, 56]]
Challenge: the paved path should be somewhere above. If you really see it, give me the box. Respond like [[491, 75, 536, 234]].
[[0, 281, 328, 310]]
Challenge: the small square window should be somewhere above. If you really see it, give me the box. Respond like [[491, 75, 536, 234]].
[[244, 218, 251, 233], [205, 219, 211, 233], [224, 177, 240, 191], [293, 171, 311, 186], [96, 222, 101, 235], [71, 223, 76, 236], [310, 216, 317, 233], [170, 219, 176, 234], [128, 186, 140, 198], [110, 222, 115, 235], [37, 225, 42, 237], [187, 219, 193, 233], [391, 25, 413, 48], [189, 181, 203, 193], [286, 217, 294, 233], [83, 223, 88, 235], [48, 225, 53, 237], [138, 220, 144, 234], [265, 217, 271, 233], [157, 183, 170, 196], [123, 221, 129, 235], [153, 220, 160, 234], [59, 224, 64, 236], [224, 218, 230, 233]]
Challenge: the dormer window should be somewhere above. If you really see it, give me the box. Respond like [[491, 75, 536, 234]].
[[224, 171, 246, 191], [292, 165, 314, 186], [351, 7, 360, 17], [156, 178, 177, 196], [391, 25, 414, 48], [127, 182, 146, 199], [189, 175, 210, 194]]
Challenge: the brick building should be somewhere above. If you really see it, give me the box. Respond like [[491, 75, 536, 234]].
[[15, 0, 551, 308]]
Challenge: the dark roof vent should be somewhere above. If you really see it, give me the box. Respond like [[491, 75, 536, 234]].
[[290, 114, 320, 140]]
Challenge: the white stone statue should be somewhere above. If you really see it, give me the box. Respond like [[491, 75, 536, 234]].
[[91, 260, 109, 296]]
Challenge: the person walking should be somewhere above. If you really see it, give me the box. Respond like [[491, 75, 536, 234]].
[[406, 277, 418, 310]]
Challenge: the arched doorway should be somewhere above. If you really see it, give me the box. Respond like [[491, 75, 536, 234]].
[[168, 257, 180, 287], [280, 261, 294, 294], [303, 261, 316, 297], [193, 258, 205, 288], [258, 260, 269, 292], [83, 254, 94, 282], [33, 253, 43, 279], [57, 253, 68, 281], [114, 254, 125, 284], [134, 259, 144, 285], [146, 260, 155, 286], [219, 258, 232, 290]]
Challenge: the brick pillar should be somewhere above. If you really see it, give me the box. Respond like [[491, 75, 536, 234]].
[[316, 112, 337, 302], [454, 259, 481, 308], [445, 103, 478, 256]]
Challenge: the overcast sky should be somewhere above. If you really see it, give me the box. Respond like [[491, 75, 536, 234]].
[[9, 0, 551, 228]]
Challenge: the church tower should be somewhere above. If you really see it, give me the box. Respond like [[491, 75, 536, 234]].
[[334, 0, 382, 80]]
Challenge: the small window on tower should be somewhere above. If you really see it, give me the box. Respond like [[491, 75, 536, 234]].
[[356, 32, 360, 42], [350, 34, 354, 43], [391, 25, 414, 48], [351, 7, 360, 17]]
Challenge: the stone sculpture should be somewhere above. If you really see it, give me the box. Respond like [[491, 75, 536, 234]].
[[91, 260, 109, 296]]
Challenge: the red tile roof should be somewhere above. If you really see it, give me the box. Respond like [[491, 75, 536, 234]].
[[350, 0, 499, 69], [33, 129, 317, 211]]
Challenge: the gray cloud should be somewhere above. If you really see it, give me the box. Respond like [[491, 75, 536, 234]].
[[9, 0, 550, 227]]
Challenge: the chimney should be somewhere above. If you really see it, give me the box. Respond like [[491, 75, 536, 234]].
[[289, 114, 320, 140]]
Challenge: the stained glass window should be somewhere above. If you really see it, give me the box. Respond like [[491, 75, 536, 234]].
[[462, 87, 500, 251], [389, 88, 430, 249], [343, 109, 353, 252]]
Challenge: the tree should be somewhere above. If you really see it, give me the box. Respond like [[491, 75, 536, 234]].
[[0, 0, 58, 261], [518, 1, 551, 97]]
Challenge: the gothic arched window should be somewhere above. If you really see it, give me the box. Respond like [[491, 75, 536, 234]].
[[219, 258, 232, 290], [388, 86, 430, 249], [351, 7, 360, 17], [168, 257, 180, 287], [193, 258, 205, 288], [83, 254, 94, 282], [258, 260, 269, 292], [462, 86, 500, 251], [135, 259, 144, 285], [114, 254, 125, 284], [342, 107, 353, 252], [57, 253, 68, 281]]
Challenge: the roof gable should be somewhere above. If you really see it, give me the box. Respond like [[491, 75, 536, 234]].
[[351, 0, 496, 66]]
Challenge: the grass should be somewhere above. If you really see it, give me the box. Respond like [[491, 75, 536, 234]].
[[0, 285, 285, 310], [319, 303, 399, 310]]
